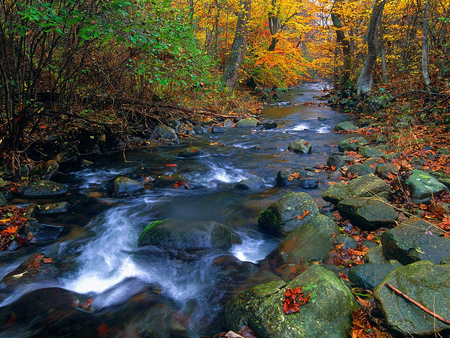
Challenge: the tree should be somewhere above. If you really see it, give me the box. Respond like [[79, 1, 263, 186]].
[[422, 0, 431, 89], [331, 0, 352, 88]]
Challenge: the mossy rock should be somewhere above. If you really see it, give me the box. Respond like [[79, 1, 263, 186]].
[[236, 117, 259, 128], [407, 170, 449, 204], [112, 176, 144, 197], [177, 146, 203, 157], [22, 180, 68, 197], [288, 139, 312, 154], [338, 137, 368, 152]]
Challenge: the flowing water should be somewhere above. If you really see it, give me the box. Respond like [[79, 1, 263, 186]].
[[0, 84, 354, 337]]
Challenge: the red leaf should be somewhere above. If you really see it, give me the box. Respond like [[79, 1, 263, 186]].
[[282, 286, 310, 314]]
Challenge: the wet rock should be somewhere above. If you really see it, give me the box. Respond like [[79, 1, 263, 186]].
[[194, 125, 207, 134], [177, 146, 203, 157], [151, 124, 179, 143], [288, 139, 312, 154], [338, 136, 368, 152], [224, 120, 235, 128], [373, 261, 450, 337], [326, 154, 352, 169], [236, 176, 265, 192], [137, 218, 232, 250], [226, 265, 357, 338], [346, 164, 373, 176], [112, 176, 144, 197], [348, 262, 401, 291], [375, 162, 399, 179], [212, 124, 226, 133], [276, 170, 318, 189], [267, 215, 340, 264], [429, 170, 450, 189], [334, 234, 358, 249], [261, 120, 278, 130], [31, 160, 59, 180], [358, 146, 384, 158], [26, 221, 64, 244], [364, 246, 386, 264], [37, 201, 71, 214], [22, 180, 68, 197], [337, 197, 398, 230], [258, 192, 320, 236], [334, 121, 358, 131], [236, 117, 259, 128], [322, 174, 391, 205], [407, 170, 448, 204], [0, 192, 6, 206], [381, 218, 450, 265]]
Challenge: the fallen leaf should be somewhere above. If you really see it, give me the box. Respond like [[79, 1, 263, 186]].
[[296, 210, 310, 220]]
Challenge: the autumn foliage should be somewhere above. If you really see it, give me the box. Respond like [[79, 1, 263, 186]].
[[282, 286, 310, 314]]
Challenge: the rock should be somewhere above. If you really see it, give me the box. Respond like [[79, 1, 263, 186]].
[[338, 137, 368, 152], [224, 120, 235, 128], [262, 120, 278, 129], [337, 197, 398, 230], [0, 192, 7, 206], [334, 234, 358, 249], [194, 125, 207, 134], [37, 201, 71, 214], [288, 139, 312, 154], [236, 176, 265, 192], [428, 170, 450, 189], [267, 215, 340, 264], [26, 221, 64, 243], [334, 121, 358, 131], [226, 265, 357, 338], [276, 170, 318, 189], [326, 154, 352, 169], [22, 180, 68, 197], [407, 170, 449, 204], [212, 124, 226, 133], [151, 124, 179, 143], [258, 192, 320, 236], [236, 117, 259, 128], [346, 164, 373, 176], [177, 146, 203, 157], [357, 146, 384, 158], [31, 160, 59, 180], [375, 162, 399, 179], [381, 218, 450, 265], [112, 176, 144, 197], [348, 262, 401, 291], [322, 174, 390, 205], [374, 261, 450, 337], [364, 246, 386, 264], [137, 218, 232, 250]]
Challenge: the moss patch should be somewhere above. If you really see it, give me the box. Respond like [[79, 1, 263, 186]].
[[258, 206, 281, 235], [137, 219, 169, 247]]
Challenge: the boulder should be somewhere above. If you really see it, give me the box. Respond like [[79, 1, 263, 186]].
[[37, 201, 71, 214], [334, 234, 358, 249], [357, 146, 384, 158], [137, 218, 232, 250], [236, 176, 265, 192], [177, 146, 203, 157], [364, 246, 386, 264], [374, 261, 450, 337], [334, 121, 358, 131], [22, 180, 68, 197], [262, 120, 278, 130], [322, 174, 390, 205], [112, 176, 144, 197], [381, 218, 450, 265], [348, 262, 401, 291], [193, 125, 207, 134], [267, 215, 340, 264], [258, 192, 320, 236], [337, 197, 398, 230], [26, 221, 64, 244], [346, 164, 373, 176], [276, 170, 318, 189], [151, 124, 179, 143], [338, 137, 368, 152], [212, 124, 226, 133], [375, 162, 399, 179], [236, 117, 259, 128], [407, 170, 449, 204], [288, 139, 312, 154], [30, 160, 59, 180], [226, 265, 357, 338]]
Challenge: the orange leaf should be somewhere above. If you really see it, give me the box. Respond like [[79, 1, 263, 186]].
[[296, 210, 310, 220], [165, 164, 177, 167]]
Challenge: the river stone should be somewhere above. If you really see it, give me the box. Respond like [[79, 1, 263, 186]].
[[337, 197, 398, 230], [364, 246, 387, 264], [194, 125, 207, 134], [407, 170, 449, 204], [137, 218, 232, 250], [267, 215, 340, 264], [381, 218, 450, 265], [429, 170, 450, 189], [236, 176, 265, 191], [348, 262, 401, 291], [357, 146, 384, 158], [37, 201, 71, 214], [334, 234, 358, 249], [236, 117, 259, 128], [151, 124, 179, 143], [22, 180, 68, 197], [375, 162, 399, 179], [258, 192, 320, 236], [0, 192, 6, 206], [346, 164, 373, 176], [226, 265, 357, 338], [262, 120, 278, 130], [338, 136, 368, 152], [288, 139, 312, 154], [322, 174, 390, 205], [334, 121, 358, 131], [373, 261, 450, 337], [26, 221, 64, 243], [276, 170, 318, 189], [112, 176, 144, 197], [177, 146, 203, 157], [212, 124, 226, 133], [31, 160, 59, 180]]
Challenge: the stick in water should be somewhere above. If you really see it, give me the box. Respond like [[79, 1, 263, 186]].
[[385, 283, 450, 325]]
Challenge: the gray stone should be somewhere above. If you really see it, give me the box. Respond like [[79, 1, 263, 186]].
[[37, 201, 71, 214], [258, 192, 320, 236], [374, 261, 450, 337], [26, 221, 64, 243], [212, 124, 226, 133], [177, 146, 203, 157], [364, 246, 386, 264], [137, 218, 232, 250], [334, 121, 358, 131], [358, 146, 384, 158], [236, 117, 259, 128], [236, 176, 266, 191], [262, 120, 278, 129], [348, 262, 401, 291], [151, 124, 179, 143], [335, 234, 358, 249], [193, 125, 207, 134], [112, 176, 143, 197], [288, 139, 312, 154], [346, 164, 373, 176], [375, 162, 399, 179], [31, 160, 59, 180], [22, 180, 68, 197], [268, 215, 340, 264], [381, 218, 450, 265], [276, 170, 318, 189], [337, 197, 398, 230], [327, 155, 345, 168], [407, 170, 449, 204], [338, 137, 368, 152], [226, 265, 358, 338]]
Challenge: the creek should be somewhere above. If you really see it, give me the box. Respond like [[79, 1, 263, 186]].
[[0, 84, 354, 337]]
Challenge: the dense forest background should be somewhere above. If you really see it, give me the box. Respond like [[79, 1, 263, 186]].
[[1, 0, 449, 169]]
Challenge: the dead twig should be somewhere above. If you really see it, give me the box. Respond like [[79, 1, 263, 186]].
[[385, 283, 450, 325]]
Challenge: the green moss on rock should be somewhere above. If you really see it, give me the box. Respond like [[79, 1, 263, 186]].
[[258, 206, 281, 235], [137, 219, 169, 247]]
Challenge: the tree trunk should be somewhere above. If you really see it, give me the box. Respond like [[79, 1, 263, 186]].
[[422, 0, 431, 88], [356, 0, 386, 98], [379, 12, 388, 83], [331, 10, 351, 88], [222, 0, 251, 91]]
